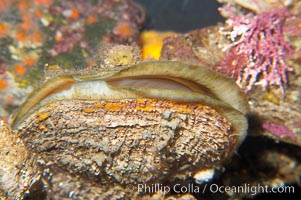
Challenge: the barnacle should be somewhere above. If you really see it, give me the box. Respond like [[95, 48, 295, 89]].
[[6, 61, 249, 199]]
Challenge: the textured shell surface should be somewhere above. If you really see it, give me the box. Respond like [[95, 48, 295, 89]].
[[9, 61, 249, 198]]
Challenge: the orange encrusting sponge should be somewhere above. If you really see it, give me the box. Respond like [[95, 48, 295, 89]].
[[139, 31, 177, 60]]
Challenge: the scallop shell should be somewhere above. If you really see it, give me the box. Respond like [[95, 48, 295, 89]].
[[10, 61, 249, 197]]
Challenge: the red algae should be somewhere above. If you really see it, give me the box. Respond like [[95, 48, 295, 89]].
[[219, 5, 296, 91], [263, 122, 295, 138]]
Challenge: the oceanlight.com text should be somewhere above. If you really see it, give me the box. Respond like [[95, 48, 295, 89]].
[[127, 183, 295, 196]]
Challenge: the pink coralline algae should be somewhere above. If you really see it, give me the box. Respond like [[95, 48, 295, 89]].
[[263, 122, 295, 138], [218, 7, 296, 92]]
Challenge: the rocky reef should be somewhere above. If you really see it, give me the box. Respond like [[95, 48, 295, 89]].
[[0, 0, 143, 121]]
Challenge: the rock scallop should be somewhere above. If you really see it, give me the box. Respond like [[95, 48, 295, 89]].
[[7, 61, 249, 199]]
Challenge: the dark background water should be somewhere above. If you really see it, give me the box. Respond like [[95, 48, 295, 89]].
[[134, 0, 224, 32]]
